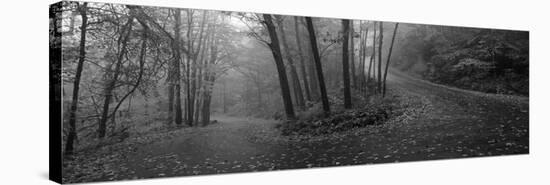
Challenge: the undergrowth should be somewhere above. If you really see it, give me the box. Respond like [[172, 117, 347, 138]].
[[276, 98, 397, 136], [273, 87, 429, 137]]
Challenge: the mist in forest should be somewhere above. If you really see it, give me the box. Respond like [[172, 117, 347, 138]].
[[51, 1, 528, 183]]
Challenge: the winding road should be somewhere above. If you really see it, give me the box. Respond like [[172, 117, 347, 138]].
[[108, 71, 529, 180]]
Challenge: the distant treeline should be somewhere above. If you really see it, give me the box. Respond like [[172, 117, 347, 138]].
[[392, 24, 529, 95]]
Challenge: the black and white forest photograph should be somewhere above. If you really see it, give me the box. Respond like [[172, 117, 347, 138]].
[[47, 0, 533, 183]]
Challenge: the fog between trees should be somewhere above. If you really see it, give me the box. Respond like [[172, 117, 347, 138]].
[[55, 2, 528, 157]]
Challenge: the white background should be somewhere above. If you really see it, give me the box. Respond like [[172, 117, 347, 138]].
[[0, 0, 548, 184]]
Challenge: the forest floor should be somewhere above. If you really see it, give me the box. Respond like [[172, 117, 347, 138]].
[[63, 71, 529, 183]]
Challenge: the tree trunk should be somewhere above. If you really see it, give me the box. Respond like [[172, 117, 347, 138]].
[[184, 11, 194, 126], [276, 16, 305, 110], [167, 70, 174, 124], [294, 17, 312, 102], [222, 81, 227, 114], [189, 12, 207, 125], [263, 14, 296, 120], [173, 9, 184, 125], [382, 23, 399, 97], [358, 22, 364, 91], [98, 15, 134, 138], [341, 19, 352, 109], [202, 20, 218, 125], [367, 22, 376, 89], [201, 72, 215, 126], [349, 20, 356, 89], [358, 22, 369, 93], [190, 58, 197, 126], [362, 24, 369, 92], [305, 17, 331, 116], [306, 34, 320, 101], [201, 88, 212, 125], [377, 22, 383, 94], [194, 19, 208, 125], [64, 2, 87, 155], [201, 58, 215, 125]]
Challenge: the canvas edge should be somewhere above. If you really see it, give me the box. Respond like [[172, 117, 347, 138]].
[[47, 1, 530, 184], [49, 1, 64, 184]]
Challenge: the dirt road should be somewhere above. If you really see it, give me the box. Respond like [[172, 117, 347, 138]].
[[104, 71, 529, 181]]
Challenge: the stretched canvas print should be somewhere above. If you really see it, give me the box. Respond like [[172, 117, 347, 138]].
[[50, 0, 529, 183]]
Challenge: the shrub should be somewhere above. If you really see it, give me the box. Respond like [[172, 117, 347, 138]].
[[276, 97, 398, 136]]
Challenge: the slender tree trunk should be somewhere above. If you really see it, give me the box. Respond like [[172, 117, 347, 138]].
[[263, 14, 296, 120], [341, 19, 352, 108], [367, 22, 376, 90], [358, 23, 364, 92], [201, 58, 216, 125], [190, 12, 207, 125], [222, 81, 227, 114], [349, 20, 356, 89], [194, 66, 202, 124], [167, 71, 174, 124], [359, 22, 369, 93], [201, 73, 215, 125], [98, 15, 134, 138], [65, 2, 87, 155], [382, 23, 399, 97], [297, 18, 319, 101], [358, 22, 365, 93], [194, 22, 208, 125], [276, 17, 305, 110], [199, 29, 213, 125], [305, 17, 330, 116], [167, 43, 174, 125], [202, 19, 218, 125], [377, 22, 384, 94], [294, 17, 311, 102], [173, 9, 184, 125], [201, 60, 212, 125], [201, 88, 212, 125], [306, 34, 320, 101], [185, 11, 194, 126], [362, 24, 369, 92], [190, 59, 197, 125]]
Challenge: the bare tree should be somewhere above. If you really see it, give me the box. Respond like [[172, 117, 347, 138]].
[[275, 16, 305, 109], [104, 21, 149, 130], [263, 14, 296, 120], [382, 23, 399, 97], [173, 9, 184, 126], [341, 19, 352, 109], [349, 20, 356, 89], [193, 12, 209, 125], [65, 2, 87, 155], [97, 14, 134, 138], [305, 17, 331, 116], [303, 19, 320, 101], [358, 21, 369, 93], [294, 17, 312, 102], [363, 22, 370, 92], [367, 22, 376, 88], [377, 22, 384, 94], [185, 10, 194, 126], [201, 23, 218, 126]]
